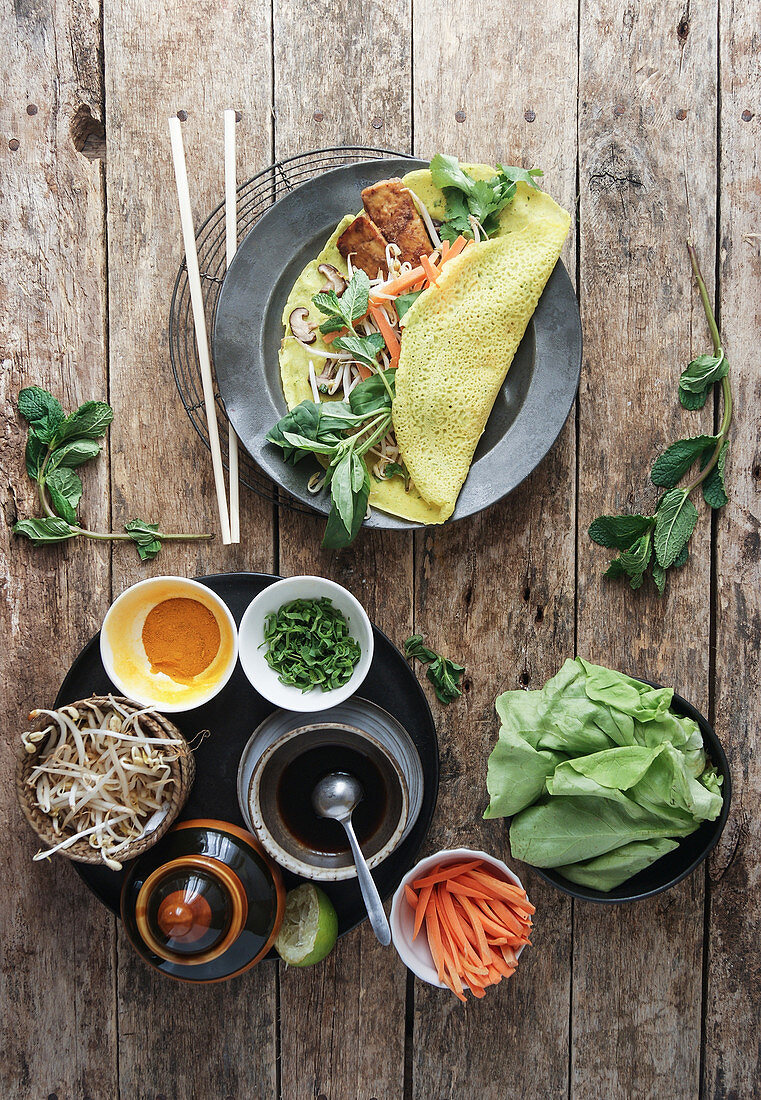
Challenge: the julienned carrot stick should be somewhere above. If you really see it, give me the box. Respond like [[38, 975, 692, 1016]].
[[420, 254, 439, 286], [440, 239, 450, 261], [445, 879, 493, 901], [466, 870, 537, 912], [412, 860, 482, 890], [368, 303, 401, 363], [443, 234, 469, 261], [412, 882, 433, 940], [404, 883, 418, 908], [424, 904, 446, 984], [374, 265, 425, 299]]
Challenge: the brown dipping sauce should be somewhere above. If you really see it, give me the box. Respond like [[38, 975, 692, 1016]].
[[276, 743, 389, 854]]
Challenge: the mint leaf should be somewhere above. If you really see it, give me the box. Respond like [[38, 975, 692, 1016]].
[[654, 488, 699, 568], [313, 270, 370, 335], [46, 468, 83, 524], [701, 440, 729, 508], [18, 388, 65, 441], [404, 635, 438, 663], [674, 544, 689, 568], [125, 519, 162, 561], [55, 401, 113, 443], [652, 562, 666, 596], [650, 435, 718, 488], [375, 461, 409, 486], [49, 437, 101, 469], [332, 332, 385, 371], [618, 531, 653, 588], [680, 352, 728, 393], [603, 558, 627, 580], [13, 516, 77, 544], [25, 434, 47, 481], [678, 384, 709, 410], [588, 514, 655, 550], [395, 291, 423, 320]]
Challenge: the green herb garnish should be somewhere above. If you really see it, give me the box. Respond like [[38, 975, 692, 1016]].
[[313, 269, 371, 335], [430, 154, 543, 243], [404, 634, 465, 705], [589, 242, 733, 595], [262, 597, 361, 692], [14, 387, 211, 559], [267, 371, 396, 550]]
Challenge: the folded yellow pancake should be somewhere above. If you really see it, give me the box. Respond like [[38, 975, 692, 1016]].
[[277, 165, 570, 524], [395, 169, 571, 519]]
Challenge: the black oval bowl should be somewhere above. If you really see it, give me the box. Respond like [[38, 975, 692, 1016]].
[[526, 685, 731, 903]]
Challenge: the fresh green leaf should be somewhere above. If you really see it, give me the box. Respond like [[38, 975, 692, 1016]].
[[125, 519, 162, 560], [603, 558, 627, 580], [330, 450, 357, 537], [652, 562, 666, 595], [332, 332, 385, 371], [674, 544, 689, 568], [348, 369, 395, 416], [427, 655, 465, 704], [429, 154, 478, 196], [588, 514, 655, 550], [495, 164, 544, 191], [701, 440, 729, 508], [54, 400, 114, 443], [678, 384, 709, 410], [430, 154, 536, 240], [25, 434, 47, 481], [46, 468, 83, 524], [375, 461, 409, 485], [313, 270, 370, 335], [404, 635, 439, 664], [650, 435, 718, 488], [48, 437, 101, 469], [618, 531, 652, 589], [13, 516, 78, 544], [322, 458, 370, 550], [553, 839, 680, 891], [679, 351, 728, 393], [261, 597, 362, 692], [654, 488, 699, 568], [395, 291, 423, 320], [18, 387, 65, 443], [266, 402, 326, 463]]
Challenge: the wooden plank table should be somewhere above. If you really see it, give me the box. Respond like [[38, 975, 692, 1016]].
[[1, 1, 758, 1096]]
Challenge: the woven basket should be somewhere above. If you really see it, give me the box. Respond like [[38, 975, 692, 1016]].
[[16, 696, 195, 866]]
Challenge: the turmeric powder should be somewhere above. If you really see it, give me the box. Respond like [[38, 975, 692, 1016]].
[[142, 598, 221, 684]]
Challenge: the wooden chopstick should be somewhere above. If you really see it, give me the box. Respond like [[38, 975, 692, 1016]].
[[168, 115, 232, 545], [224, 108, 240, 543]]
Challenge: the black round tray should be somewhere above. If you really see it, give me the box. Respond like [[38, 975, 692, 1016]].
[[55, 572, 439, 939]]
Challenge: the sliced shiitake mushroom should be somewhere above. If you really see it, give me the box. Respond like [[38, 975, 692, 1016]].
[[289, 307, 316, 343], [317, 263, 347, 296]]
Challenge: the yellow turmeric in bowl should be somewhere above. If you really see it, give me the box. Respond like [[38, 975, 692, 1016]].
[[142, 597, 221, 684]]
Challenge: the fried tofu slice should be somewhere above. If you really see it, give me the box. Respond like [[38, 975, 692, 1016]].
[[337, 212, 390, 278], [361, 178, 432, 265]]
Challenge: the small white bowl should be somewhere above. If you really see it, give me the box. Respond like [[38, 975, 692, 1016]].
[[390, 848, 529, 989], [238, 576, 373, 712], [100, 576, 239, 713]]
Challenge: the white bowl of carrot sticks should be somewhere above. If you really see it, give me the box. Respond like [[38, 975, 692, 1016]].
[[390, 848, 535, 1001]]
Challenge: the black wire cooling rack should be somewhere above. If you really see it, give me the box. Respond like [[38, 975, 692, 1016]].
[[168, 145, 414, 514]]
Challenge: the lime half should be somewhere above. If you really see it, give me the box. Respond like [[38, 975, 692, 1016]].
[[275, 884, 338, 967]]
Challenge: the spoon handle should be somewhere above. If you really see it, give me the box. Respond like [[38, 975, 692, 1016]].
[[342, 818, 391, 946]]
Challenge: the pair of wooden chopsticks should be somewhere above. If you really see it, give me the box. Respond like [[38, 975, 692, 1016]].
[[168, 110, 241, 545]]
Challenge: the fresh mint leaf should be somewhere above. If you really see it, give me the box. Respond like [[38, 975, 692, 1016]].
[[701, 440, 729, 508], [404, 635, 438, 664], [650, 435, 718, 488], [678, 384, 709, 410], [13, 516, 77, 544], [332, 332, 385, 371], [125, 519, 162, 561], [46, 468, 83, 524], [652, 562, 666, 596], [25, 434, 47, 481], [654, 488, 699, 568], [588, 514, 655, 550], [603, 558, 627, 580], [395, 291, 423, 320], [313, 270, 370, 335], [680, 352, 728, 393], [618, 532, 653, 588], [18, 388, 65, 442], [674, 544, 689, 568], [428, 655, 465, 705], [55, 401, 114, 443], [48, 437, 101, 470]]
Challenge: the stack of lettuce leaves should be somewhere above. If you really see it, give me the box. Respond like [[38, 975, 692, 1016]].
[[485, 659, 723, 892]]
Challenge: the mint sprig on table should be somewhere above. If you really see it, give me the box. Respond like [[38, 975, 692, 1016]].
[[430, 154, 543, 243], [267, 371, 396, 550], [589, 243, 733, 595], [404, 634, 465, 704], [14, 387, 211, 560]]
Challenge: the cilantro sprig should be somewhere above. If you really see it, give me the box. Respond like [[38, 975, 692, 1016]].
[[14, 387, 211, 559], [589, 242, 733, 595], [430, 154, 543, 243]]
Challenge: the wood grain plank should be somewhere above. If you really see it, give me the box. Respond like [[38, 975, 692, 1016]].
[[0, 0, 116, 1096], [703, 2, 761, 1094], [411, 2, 579, 1095], [272, 3, 414, 1097], [575, 2, 717, 1096], [102, 2, 278, 1096]]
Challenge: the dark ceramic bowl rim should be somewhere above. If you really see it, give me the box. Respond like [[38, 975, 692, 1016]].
[[526, 681, 732, 904]]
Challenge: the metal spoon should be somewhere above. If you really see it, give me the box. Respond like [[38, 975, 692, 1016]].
[[311, 771, 391, 946]]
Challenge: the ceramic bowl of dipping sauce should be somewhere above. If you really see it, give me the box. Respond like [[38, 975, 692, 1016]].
[[247, 722, 409, 881], [238, 576, 373, 712], [101, 576, 238, 712]]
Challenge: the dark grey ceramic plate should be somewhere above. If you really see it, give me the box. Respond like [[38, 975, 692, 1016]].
[[212, 157, 583, 528]]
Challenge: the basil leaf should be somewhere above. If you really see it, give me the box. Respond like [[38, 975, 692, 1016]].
[[46, 468, 83, 524], [701, 440, 729, 509], [588, 514, 655, 550], [329, 450, 357, 537], [375, 461, 409, 485], [650, 435, 718, 488], [125, 519, 162, 561], [395, 291, 423, 320], [349, 369, 395, 416], [332, 332, 385, 371], [267, 402, 325, 463], [25, 433, 47, 481], [13, 516, 77, 544], [654, 488, 699, 568], [48, 437, 101, 469], [282, 431, 337, 457], [54, 401, 114, 444]]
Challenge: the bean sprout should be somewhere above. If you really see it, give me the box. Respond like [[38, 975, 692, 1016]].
[[403, 188, 442, 248]]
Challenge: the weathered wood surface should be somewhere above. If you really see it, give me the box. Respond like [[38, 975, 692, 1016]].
[[1, 0, 759, 1096]]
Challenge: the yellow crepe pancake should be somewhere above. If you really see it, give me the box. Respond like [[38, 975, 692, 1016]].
[[277, 165, 570, 524]]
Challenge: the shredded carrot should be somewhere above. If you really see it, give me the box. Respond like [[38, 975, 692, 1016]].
[[373, 265, 425, 300], [368, 303, 401, 365], [424, 904, 446, 985], [420, 254, 439, 286], [412, 882, 433, 940], [412, 860, 482, 890], [442, 234, 469, 262], [440, 239, 450, 261], [404, 883, 418, 908]]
